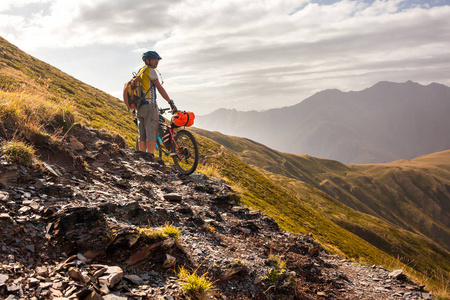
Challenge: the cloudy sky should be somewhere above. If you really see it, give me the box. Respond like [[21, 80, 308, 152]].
[[1, 0, 450, 115]]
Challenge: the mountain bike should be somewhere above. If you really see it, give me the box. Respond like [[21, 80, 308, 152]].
[[135, 107, 199, 175]]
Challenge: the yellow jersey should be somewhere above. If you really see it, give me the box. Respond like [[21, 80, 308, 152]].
[[139, 66, 158, 100]]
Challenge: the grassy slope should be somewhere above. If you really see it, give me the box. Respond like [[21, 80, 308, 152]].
[[352, 153, 450, 245], [191, 129, 450, 281], [0, 36, 137, 146], [200, 145, 399, 263]]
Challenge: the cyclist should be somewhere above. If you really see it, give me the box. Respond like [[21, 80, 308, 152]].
[[136, 50, 176, 157]]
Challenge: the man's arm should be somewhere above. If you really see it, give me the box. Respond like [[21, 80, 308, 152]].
[[152, 79, 171, 104]]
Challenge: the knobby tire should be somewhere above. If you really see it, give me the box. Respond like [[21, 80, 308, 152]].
[[173, 130, 198, 175]]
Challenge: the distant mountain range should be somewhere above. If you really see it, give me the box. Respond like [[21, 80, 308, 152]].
[[196, 81, 450, 164]]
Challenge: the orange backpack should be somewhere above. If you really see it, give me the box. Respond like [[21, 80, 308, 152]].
[[123, 66, 149, 110], [171, 111, 195, 127]]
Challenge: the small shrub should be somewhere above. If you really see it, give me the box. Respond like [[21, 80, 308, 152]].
[[136, 224, 180, 243], [53, 107, 75, 132], [266, 268, 285, 282], [0, 106, 20, 124], [21, 122, 52, 145], [137, 227, 166, 241], [204, 224, 216, 234], [1, 140, 36, 166], [263, 254, 287, 282], [178, 267, 215, 297], [269, 254, 287, 270], [197, 164, 221, 178], [162, 222, 180, 239]]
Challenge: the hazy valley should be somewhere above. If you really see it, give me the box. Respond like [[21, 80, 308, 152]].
[[196, 81, 450, 164]]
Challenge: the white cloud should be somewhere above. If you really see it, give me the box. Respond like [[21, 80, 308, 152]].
[[154, 0, 450, 112], [1, 0, 182, 49], [1, 0, 450, 114]]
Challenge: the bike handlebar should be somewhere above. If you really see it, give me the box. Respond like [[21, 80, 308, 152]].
[[159, 107, 181, 115], [159, 107, 172, 114]]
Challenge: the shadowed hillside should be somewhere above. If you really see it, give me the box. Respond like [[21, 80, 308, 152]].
[[196, 81, 450, 164]]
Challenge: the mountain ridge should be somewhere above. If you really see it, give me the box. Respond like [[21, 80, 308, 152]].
[[196, 80, 450, 164]]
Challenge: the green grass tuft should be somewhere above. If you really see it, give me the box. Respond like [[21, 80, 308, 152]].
[[263, 254, 287, 282], [162, 222, 180, 240], [178, 267, 215, 297], [1, 139, 36, 166], [136, 227, 167, 241]]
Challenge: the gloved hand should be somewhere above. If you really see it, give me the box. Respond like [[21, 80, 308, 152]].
[[169, 99, 178, 112]]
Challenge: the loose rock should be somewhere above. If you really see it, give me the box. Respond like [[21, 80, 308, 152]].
[[0, 124, 433, 300]]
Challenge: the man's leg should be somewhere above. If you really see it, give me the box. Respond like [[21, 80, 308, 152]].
[[139, 141, 146, 152], [146, 103, 158, 155], [146, 141, 155, 155], [137, 112, 146, 152]]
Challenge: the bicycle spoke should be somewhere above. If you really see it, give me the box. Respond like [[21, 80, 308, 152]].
[[173, 130, 198, 175]]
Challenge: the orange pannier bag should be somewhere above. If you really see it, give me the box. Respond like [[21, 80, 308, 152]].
[[171, 111, 195, 127]]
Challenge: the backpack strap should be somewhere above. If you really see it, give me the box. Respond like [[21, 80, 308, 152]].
[[137, 66, 151, 100], [137, 65, 149, 76]]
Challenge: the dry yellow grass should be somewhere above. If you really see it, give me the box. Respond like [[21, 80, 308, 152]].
[[384, 256, 449, 300], [0, 90, 76, 129]]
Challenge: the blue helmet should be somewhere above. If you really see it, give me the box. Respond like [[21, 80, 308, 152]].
[[142, 51, 162, 62]]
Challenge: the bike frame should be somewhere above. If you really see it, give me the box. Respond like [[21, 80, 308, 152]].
[[156, 122, 177, 155], [156, 108, 177, 154]]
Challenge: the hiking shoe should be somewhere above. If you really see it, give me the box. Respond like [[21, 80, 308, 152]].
[[135, 151, 154, 161], [144, 153, 154, 162]]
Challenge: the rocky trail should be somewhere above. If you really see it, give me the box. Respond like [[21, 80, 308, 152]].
[[0, 124, 433, 299]]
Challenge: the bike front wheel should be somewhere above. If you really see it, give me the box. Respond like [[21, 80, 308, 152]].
[[173, 130, 199, 175]]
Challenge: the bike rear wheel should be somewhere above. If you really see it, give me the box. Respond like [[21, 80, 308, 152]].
[[173, 130, 198, 175]]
